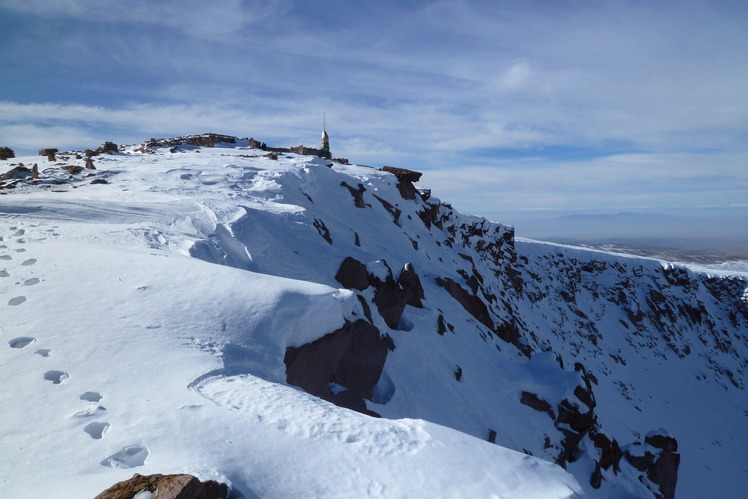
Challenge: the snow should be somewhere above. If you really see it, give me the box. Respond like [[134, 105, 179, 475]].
[[0, 145, 582, 498], [1, 140, 745, 498]]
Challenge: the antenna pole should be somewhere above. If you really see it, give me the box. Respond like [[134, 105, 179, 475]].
[[323, 113, 326, 132]]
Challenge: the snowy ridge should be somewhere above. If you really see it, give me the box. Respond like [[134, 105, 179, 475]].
[[1, 136, 746, 498]]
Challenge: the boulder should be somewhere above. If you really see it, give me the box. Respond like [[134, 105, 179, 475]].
[[38, 148, 58, 157], [284, 319, 388, 416], [335, 256, 370, 291], [397, 263, 424, 307], [85, 157, 96, 169], [94, 473, 229, 499], [2, 166, 32, 180], [0, 147, 15, 160]]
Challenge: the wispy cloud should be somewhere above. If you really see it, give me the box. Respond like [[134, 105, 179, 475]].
[[1, 0, 747, 219]]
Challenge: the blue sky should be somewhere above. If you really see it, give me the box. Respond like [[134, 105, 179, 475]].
[[1, 0, 747, 237]]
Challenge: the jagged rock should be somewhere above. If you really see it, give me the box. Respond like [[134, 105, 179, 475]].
[[312, 218, 332, 244], [94, 473, 229, 499], [32, 163, 39, 179], [340, 181, 367, 208], [85, 149, 97, 157], [38, 148, 58, 157], [0, 147, 15, 160], [436, 277, 494, 329], [264, 152, 278, 160], [373, 194, 402, 225], [373, 272, 410, 329], [335, 256, 370, 291], [520, 391, 556, 419], [85, 157, 96, 169], [284, 319, 388, 416], [397, 263, 424, 307], [645, 433, 680, 499]]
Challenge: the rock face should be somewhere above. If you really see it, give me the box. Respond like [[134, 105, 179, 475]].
[[285, 319, 389, 416], [94, 473, 229, 499]]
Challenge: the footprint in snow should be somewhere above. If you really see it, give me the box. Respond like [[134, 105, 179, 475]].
[[80, 391, 103, 402], [44, 370, 70, 384], [23, 278, 40, 286], [35, 349, 52, 357], [21, 258, 37, 266], [8, 296, 27, 306], [8, 337, 36, 348], [0, 270, 9, 277], [14, 248, 26, 253], [84, 422, 110, 440], [101, 445, 149, 469], [13, 229, 25, 236], [0, 255, 11, 260]]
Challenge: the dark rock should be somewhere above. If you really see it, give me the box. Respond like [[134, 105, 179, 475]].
[[94, 473, 229, 499], [340, 181, 367, 208], [91, 179, 109, 185], [335, 257, 370, 291], [455, 365, 463, 381], [592, 431, 623, 472], [373, 273, 410, 329], [96, 141, 118, 154], [373, 194, 402, 225], [397, 263, 424, 307], [645, 433, 680, 499], [38, 148, 58, 157], [47, 152, 56, 162], [520, 391, 556, 419], [285, 319, 388, 417], [85, 149, 97, 157], [31, 164, 39, 179], [436, 277, 494, 329], [487, 429, 497, 444], [264, 152, 278, 160], [0, 147, 15, 160], [85, 157, 96, 169], [312, 218, 332, 245], [395, 180, 418, 200], [333, 157, 349, 165], [188, 133, 236, 147]]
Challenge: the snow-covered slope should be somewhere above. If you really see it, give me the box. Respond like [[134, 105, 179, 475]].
[[1, 135, 745, 498]]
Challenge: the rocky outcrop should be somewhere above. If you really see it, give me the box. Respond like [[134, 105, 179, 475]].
[[38, 148, 58, 157], [623, 433, 680, 499], [436, 277, 493, 329], [285, 319, 390, 416], [94, 473, 229, 499], [0, 147, 14, 160], [96, 141, 119, 154], [334, 256, 369, 291], [334, 258, 425, 329]]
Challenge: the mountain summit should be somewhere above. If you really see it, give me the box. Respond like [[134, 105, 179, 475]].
[[1, 134, 746, 498]]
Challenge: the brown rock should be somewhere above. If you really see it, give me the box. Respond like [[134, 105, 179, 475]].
[[85, 157, 96, 169], [38, 148, 58, 157], [0, 147, 15, 160], [91, 178, 109, 184], [94, 473, 229, 499], [62, 165, 84, 174]]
